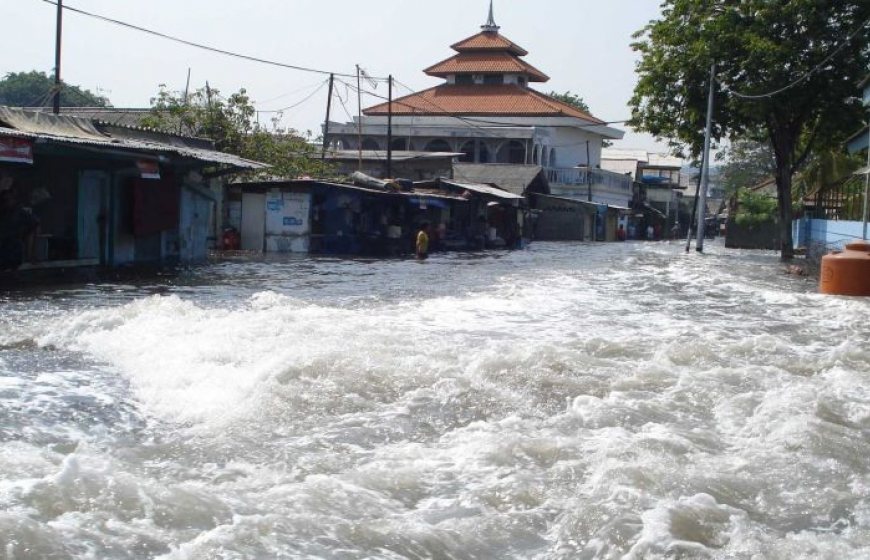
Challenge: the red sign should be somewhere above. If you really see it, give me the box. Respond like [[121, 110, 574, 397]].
[[0, 137, 33, 164], [136, 159, 161, 180]]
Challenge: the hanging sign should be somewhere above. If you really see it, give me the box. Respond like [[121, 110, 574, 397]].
[[0, 138, 33, 164], [136, 160, 161, 180]]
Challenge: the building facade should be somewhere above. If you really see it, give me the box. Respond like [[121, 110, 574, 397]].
[[327, 4, 632, 207]]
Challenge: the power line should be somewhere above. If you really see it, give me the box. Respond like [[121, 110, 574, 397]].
[[391, 78, 627, 132], [719, 16, 870, 100], [339, 77, 503, 139], [337, 77, 633, 152], [39, 0, 380, 80], [256, 79, 332, 106], [258, 79, 329, 113]]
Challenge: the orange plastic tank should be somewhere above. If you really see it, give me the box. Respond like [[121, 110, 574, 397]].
[[819, 241, 870, 296]]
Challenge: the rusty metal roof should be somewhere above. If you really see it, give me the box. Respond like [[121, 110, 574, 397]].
[[0, 106, 267, 170]]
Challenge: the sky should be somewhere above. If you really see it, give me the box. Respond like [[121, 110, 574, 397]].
[[4, 0, 670, 152]]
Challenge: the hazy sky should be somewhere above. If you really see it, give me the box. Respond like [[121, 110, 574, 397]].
[[5, 0, 669, 151]]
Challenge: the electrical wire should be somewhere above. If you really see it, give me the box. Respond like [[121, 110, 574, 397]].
[[337, 77, 503, 140], [392, 78, 628, 133], [256, 79, 332, 105], [719, 16, 870, 100], [39, 0, 382, 80], [23, 86, 59, 108], [258, 79, 329, 113], [336, 77, 634, 152]]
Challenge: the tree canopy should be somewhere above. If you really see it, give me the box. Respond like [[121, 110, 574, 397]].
[[629, 0, 869, 259], [140, 85, 327, 179], [0, 71, 110, 107], [547, 91, 590, 113], [717, 137, 775, 197]]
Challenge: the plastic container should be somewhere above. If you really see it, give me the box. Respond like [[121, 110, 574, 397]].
[[819, 241, 870, 296]]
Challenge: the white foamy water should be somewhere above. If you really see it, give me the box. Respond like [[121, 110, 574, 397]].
[[1, 241, 869, 559]]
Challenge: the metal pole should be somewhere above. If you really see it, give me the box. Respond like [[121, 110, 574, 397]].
[[696, 62, 716, 252], [53, 0, 63, 114], [180, 68, 191, 135], [321, 73, 335, 177], [685, 158, 703, 252], [387, 75, 393, 179], [587, 142, 592, 202], [356, 64, 363, 172], [862, 129, 869, 240]]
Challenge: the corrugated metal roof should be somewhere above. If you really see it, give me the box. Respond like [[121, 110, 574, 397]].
[[452, 163, 545, 195], [0, 107, 267, 170], [0, 106, 108, 141], [231, 179, 468, 201], [20, 107, 152, 128], [441, 179, 525, 200], [314, 150, 463, 162]]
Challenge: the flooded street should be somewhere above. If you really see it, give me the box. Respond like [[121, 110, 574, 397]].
[[1, 240, 869, 559]]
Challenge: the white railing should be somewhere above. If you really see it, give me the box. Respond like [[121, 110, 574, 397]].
[[546, 167, 633, 192]]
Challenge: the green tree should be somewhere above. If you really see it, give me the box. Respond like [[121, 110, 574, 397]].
[[547, 91, 611, 147], [141, 85, 327, 179], [629, 1, 869, 259], [0, 70, 110, 107], [717, 136, 775, 196], [547, 91, 590, 113], [734, 189, 777, 227]]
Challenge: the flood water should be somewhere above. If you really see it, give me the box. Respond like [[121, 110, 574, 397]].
[[1, 240, 869, 559]]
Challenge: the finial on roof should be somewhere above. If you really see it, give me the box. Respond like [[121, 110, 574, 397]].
[[481, 0, 500, 33]]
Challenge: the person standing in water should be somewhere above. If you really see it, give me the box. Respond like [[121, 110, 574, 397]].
[[416, 222, 430, 260]]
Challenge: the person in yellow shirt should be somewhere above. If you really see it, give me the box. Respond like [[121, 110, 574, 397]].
[[416, 222, 430, 260]]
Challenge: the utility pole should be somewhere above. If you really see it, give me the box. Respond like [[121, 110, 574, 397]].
[[695, 62, 715, 252], [685, 152, 705, 252], [386, 75, 393, 179], [53, 0, 63, 114], [586, 141, 592, 202], [862, 121, 869, 239], [356, 64, 363, 172], [321, 73, 335, 178], [179, 68, 191, 135]]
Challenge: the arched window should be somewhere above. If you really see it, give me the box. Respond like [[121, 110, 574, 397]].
[[549, 148, 557, 167], [541, 147, 549, 167], [507, 140, 526, 164], [478, 143, 490, 163], [533, 145, 540, 164], [361, 138, 380, 151], [390, 138, 408, 151], [424, 139, 452, 152], [495, 140, 526, 164], [459, 140, 475, 163]]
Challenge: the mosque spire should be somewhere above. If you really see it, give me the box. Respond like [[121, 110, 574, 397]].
[[481, 0, 500, 33]]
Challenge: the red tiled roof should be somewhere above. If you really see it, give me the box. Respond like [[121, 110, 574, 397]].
[[424, 52, 549, 82], [450, 32, 529, 56], [363, 84, 604, 123]]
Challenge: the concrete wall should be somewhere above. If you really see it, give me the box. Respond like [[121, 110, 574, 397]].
[[546, 127, 602, 168], [725, 218, 780, 250], [794, 218, 866, 264]]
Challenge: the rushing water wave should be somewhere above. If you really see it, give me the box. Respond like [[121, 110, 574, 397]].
[[1, 241, 869, 559]]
